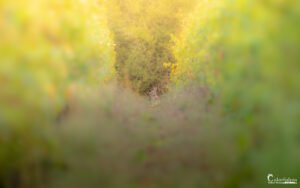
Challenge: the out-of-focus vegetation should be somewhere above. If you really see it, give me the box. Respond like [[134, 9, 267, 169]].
[[0, 0, 115, 126], [171, 0, 222, 88], [0, 0, 115, 187], [106, 0, 197, 94], [0, 0, 300, 187]]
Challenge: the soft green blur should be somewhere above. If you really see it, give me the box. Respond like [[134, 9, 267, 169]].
[[0, 0, 115, 126], [0, 0, 299, 187]]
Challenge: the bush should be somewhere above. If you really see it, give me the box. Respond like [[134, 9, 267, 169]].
[[106, 0, 196, 95]]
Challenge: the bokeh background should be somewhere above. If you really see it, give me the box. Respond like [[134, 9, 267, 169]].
[[0, 0, 299, 187]]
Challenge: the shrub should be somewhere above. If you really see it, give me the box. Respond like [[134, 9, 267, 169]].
[[106, 0, 196, 95]]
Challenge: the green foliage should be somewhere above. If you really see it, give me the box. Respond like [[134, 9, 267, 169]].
[[0, 0, 115, 126], [1, 0, 300, 187], [171, 0, 222, 88], [169, 0, 300, 186], [106, 0, 196, 95], [0, 1, 114, 187], [218, 0, 300, 185]]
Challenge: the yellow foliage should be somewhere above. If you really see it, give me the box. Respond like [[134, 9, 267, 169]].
[[171, 0, 223, 87], [0, 0, 115, 126], [106, 0, 197, 94]]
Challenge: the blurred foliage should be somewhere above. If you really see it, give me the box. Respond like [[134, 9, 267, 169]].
[[0, 0, 300, 187], [219, 0, 300, 186], [0, 0, 115, 126], [0, 0, 114, 187], [106, 0, 196, 95], [171, 0, 223, 88], [171, 0, 300, 185]]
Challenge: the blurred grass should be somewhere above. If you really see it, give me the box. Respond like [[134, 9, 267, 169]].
[[49, 84, 300, 188]]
